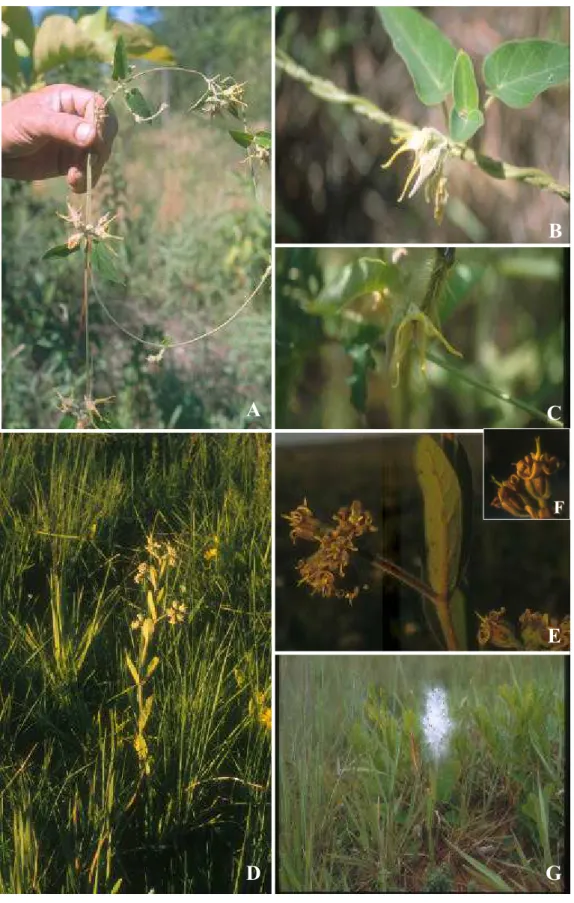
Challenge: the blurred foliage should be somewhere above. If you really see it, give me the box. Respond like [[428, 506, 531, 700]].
[[2, 6, 271, 428], [275, 6, 569, 243], [2, 6, 174, 98], [275, 247, 565, 430], [156, 7, 271, 120]]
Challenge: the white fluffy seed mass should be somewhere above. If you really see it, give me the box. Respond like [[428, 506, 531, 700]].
[[421, 686, 453, 761]]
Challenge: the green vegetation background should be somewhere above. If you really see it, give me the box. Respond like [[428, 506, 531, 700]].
[[279, 655, 565, 893], [0, 433, 270, 892], [2, 7, 271, 428]]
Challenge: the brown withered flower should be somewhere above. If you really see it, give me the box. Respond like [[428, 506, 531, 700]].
[[476, 608, 522, 649], [491, 436, 564, 519], [519, 610, 570, 651], [477, 607, 569, 651], [283, 500, 376, 601]]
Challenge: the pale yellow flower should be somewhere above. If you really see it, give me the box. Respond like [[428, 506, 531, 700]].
[[166, 601, 187, 625], [382, 127, 450, 222], [131, 612, 145, 631]]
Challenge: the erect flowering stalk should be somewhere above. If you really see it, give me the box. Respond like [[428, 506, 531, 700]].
[[421, 686, 454, 762], [422, 685, 454, 864]]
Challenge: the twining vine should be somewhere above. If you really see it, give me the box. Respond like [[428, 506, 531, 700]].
[[275, 51, 569, 206], [44, 37, 271, 427]]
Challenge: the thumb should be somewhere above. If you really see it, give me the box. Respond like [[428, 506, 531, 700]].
[[35, 109, 97, 150]]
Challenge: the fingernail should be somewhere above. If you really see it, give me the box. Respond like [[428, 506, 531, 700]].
[[75, 122, 94, 144]]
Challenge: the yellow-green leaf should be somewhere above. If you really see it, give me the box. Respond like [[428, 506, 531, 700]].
[[125, 652, 140, 686], [414, 435, 462, 600], [146, 655, 160, 679], [138, 693, 154, 732], [33, 15, 98, 76], [146, 589, 157, 621]]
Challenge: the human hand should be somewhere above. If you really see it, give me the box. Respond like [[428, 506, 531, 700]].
[[2, 84, 118, 193]]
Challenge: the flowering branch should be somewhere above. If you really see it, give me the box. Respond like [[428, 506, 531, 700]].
[[276, 51, 570, 202]]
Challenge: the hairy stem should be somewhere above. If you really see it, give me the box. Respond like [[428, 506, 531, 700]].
[[276, 52, 569, 201]]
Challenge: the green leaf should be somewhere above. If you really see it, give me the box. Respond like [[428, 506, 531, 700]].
[[2, 6, 36, 52], [444, 840, 514, 892], [58, 414, 77, 429], [112, 35, 128, 81], [449, 106, 484, 143], [377, 7, 457, 105], [452, 50, 479, 113], [308, 258, 399, 315], [483, 40, 570, 109], [439, 261, 486, 321], [435, 758, 461, 802], [228, 129, 254, 148], [344, 325, 380, 413], [42, 243, 81, 260], [91, 241, 126, 285], [414, 435, 462, 600], [254, 130, 271, 150], [124, 87, 153, 122]]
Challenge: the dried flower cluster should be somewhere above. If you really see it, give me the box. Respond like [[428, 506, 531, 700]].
[[57, 202, 123, 251], [491, 436, 564, 518], [283, 499, 376, 601], [191, 75, 247, 118], [477, 607, 569, 651], [131, 536, 186, 629]]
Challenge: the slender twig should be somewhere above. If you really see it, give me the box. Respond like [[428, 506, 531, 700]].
[[425, 350, 564, 427], [360, 549, 459, 650], [276, 52, 569, 202], [90, 264, 271, 350]]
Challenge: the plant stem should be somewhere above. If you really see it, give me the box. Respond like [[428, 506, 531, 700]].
[[361, 550, 459, 650], [425, 350, 564, 426]]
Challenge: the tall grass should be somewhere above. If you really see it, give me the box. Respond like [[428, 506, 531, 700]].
[[279, 655, 565, 893], [0, 433, 270, 892]]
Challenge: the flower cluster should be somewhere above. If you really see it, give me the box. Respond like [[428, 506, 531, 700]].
[[192, 76, 247, 118], [56, 392, 115, 429], [131, 536, 186, 629], [57, 202, 123, 251], [477, 607, 569, 650], [204, 536, 219, 561], [491, 437, 564, 519], [249, 689, 272, 732], [283, 499, 376, 601]]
